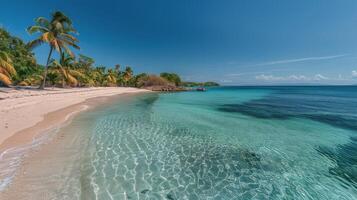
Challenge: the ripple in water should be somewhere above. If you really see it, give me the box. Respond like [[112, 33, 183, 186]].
[[5, 88, 357, 199], [218, 86, 357, 189], [316, 136, 357, 188], [85, 117, 272, 199], [79, 90, 357, 199]]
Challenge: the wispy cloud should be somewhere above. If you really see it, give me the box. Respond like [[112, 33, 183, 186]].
[[251, 54, 348, 67], [255, 74, 329, 82], [314, 74, 328, 80], [226, 72, 262, 77], [226, 69, 292, 77]]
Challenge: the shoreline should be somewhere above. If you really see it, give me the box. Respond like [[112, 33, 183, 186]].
[[0, 87, 149, 149], [0, 87, 149, 192]]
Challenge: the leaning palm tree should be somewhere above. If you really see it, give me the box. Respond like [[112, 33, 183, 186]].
[[27, 11, 80, 89], [51, 53, 84, 87], [0, 51, 16, 86], [91, 67, 106, 86], [18, 74, 43, 86]]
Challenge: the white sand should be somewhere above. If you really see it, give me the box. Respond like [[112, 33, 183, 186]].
[[0, 87, 148, 147]]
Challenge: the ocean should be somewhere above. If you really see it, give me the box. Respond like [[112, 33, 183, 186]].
[[5, 86, 357, 199]]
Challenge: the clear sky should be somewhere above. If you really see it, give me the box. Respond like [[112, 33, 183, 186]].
[[1, 0, 357, 85]]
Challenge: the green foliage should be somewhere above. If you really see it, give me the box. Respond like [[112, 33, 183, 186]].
[[181, 81, 220, 87], [27, 11, 80, 89], [160, 72, 181, 86], [103, 69, 117, 86], [0, 28, 40, 83], [78, 54, 95, 70], [202, 81, 220, 87], [137, 74, 170, 87], [132, 73, 148, 87], [50, 53, 86, 87], [122, 66, 133, 86], [158, 73, 219, 88]]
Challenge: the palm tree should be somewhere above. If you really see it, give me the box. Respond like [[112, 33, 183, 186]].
[[27, 11, 79, 89], [123, 66, 133, 86], [0, 51, 16, 86], [114, 64, 121, 73], [104, 69, 117, 86], [18, 74, 43, 86], [78, 54, 95, 71], [76, 54, 96, 86], [51, 53, 84, 87]]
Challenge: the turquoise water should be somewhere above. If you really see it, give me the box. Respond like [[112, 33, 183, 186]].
[[17, 87, 357, 199]]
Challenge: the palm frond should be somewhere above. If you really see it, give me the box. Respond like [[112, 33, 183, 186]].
[[27, 38, 44, 49], [69, 70, 85, 78], [67, 27, 78, 34], [27, 25, 49, 34], [52, 11, 72, 25], [0, 52, 16, 76], [18, 81, 29, 86], [53, 21, 64, 31], [0, 68, 9, 77], [0, 51, 11, 61], [60, 43, 75, 57], [51, 59, 61, 67], [51, 39, 61, 52], [35, 17, 50, 28], [0, 73, 12, 86], [67, 74, 78, 86], [0, 60, 16, 76], [60, 33, 78, 42], [41, 32, 55, 43], [59, 36, 80, 50]]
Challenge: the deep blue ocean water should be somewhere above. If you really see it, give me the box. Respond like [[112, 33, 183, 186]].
[[13, 86, 357, 199]]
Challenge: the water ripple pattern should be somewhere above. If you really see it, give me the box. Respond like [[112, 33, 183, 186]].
[[78, 88, 357, 200], [4, 87, 357, 200]]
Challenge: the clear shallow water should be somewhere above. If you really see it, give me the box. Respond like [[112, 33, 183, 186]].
[[6, 86, 357, 199]]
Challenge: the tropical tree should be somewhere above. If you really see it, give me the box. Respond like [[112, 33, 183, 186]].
[[51, 53, 85, 87], [160, 72, 182, 86], [133, 73, 148, 87], [137, 74, 169, 88], [78, 54, 95, 71], [27, 11, 79, 89], [123, 66, 133, 86], [80, 66, 105, 86], [104, 69, 117, 86], [18, 74, 43, 86], [74, 54, 96, 86], [0, 51, 16, 86], [0, 28, 38, 83], [114, 64, 121, 74]]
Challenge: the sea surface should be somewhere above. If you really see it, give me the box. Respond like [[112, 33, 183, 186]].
[[3, 86, 357, 199]]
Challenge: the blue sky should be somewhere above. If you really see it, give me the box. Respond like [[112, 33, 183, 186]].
[[1, 0, 357, 85]]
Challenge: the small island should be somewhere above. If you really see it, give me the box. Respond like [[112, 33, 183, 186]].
[[181, 81, 220, 87], [136, 72, 219, 91]]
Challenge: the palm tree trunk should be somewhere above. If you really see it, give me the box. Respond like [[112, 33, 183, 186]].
[[39, 46, 54, 89], [62, 77, 65, 88]]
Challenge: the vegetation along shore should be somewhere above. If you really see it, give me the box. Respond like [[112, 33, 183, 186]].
[[0, 11, 218, 92]]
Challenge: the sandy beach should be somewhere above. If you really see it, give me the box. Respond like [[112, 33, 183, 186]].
[[0, 87, 148, 150]]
